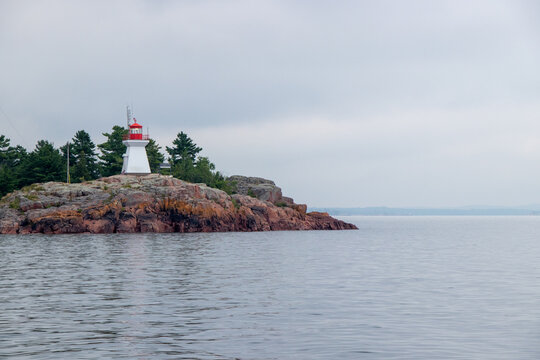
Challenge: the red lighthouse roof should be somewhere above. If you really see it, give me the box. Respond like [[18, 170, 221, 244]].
[[123, 117, 149, 140], [130, 118, 142, 128]]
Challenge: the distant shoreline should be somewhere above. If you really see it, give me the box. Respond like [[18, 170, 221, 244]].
[[310, 207, 540, 216]]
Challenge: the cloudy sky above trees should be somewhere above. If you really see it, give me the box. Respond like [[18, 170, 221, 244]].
[[1, 0, 540, 207]]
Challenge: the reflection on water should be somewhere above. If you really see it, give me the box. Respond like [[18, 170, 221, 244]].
[[1, 217, 540, 359]]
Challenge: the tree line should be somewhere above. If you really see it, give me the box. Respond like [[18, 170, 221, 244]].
[[0, 126, 232, 198]]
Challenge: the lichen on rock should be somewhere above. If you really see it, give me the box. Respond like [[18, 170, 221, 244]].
[[0, 174, 357, 234]]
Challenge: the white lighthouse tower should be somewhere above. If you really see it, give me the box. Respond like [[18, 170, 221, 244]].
[[121, 109, 151, 175]]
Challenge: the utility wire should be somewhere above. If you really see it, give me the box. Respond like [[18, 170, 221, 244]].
[[0, 104, 31, 149]]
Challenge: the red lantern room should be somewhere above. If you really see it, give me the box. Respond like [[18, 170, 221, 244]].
[[128, 120, 143, 140], [122, 116, 150, 141]]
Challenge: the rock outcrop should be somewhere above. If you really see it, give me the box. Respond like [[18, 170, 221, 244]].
[[228, 175, 284, 203], [0, 174, 357, 234], [227, 175, 308, 213]]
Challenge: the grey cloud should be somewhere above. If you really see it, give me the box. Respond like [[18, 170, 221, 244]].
[[1, 0, 540, 206]]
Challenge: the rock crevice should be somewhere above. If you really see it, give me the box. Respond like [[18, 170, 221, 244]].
[[0, 174, 357, 234]]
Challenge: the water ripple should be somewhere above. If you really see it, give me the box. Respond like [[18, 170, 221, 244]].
[[1, 217, 540, 359]]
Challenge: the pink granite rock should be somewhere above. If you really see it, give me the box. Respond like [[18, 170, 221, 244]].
[[0, 174, 357, 234]]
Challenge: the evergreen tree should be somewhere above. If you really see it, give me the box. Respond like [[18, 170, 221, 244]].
[[212, 171, 234, 194], [71, 151, 91, 183], [191, 157, 215, 185], [7, 144, 28, 192], [61, 130, 99, 182], [165, 132, 233, 193], [171, 152, 195, 181], [10, 145, 27, 167], [72, 130, 99, 179], [98, 126, 127, 177], [0, 135, 26, 166], [0, 166, 15, 198], [0, 135, 28, 197], [19, 140, 64, 186], [60, 142, 76, 170], [146, 139, 165, 173], [166, 132, 202, 164], [0, 135, 10, 157]]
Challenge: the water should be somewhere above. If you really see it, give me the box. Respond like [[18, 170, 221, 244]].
[[1, 216, 540, 359]]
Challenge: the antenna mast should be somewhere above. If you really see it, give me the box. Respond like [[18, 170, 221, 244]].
[[126, 106, 132, 128]]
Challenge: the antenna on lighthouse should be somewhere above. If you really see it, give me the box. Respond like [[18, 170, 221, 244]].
[[126, 106, 132, 128]]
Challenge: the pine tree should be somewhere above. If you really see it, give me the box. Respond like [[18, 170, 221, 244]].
[[72, 130, 99, 179], [0, 135, 17, 196], [0, 166, 15, 198], [60, 142, 75, 171], [19, 140, 64, 186], [166, 132, 202, 164], [98, 126, 127, 177], [71, 151, 91, 183], [61, 130, 99, 182], [164, 132, 231, 192], [192, 156, 215, 185], [171, 154, 195, 181], [0, 135, 29, 197], [0, 135, 26, 167], [0, 135, 10, 155], [146, 139, 165, 173]]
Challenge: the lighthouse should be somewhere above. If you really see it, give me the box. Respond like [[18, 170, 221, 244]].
[[121, 113, 151, 175]]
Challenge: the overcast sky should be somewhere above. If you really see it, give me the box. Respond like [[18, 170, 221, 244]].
[[1, 0, 540, 207]]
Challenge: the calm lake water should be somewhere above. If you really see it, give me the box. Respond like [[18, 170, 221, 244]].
[[1, 216, 540, 359]]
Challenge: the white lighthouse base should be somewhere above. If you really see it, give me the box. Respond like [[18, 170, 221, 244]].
[[122, 140, 151, 175]]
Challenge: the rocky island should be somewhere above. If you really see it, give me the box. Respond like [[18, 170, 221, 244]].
[[0, 174, 357, 234]]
